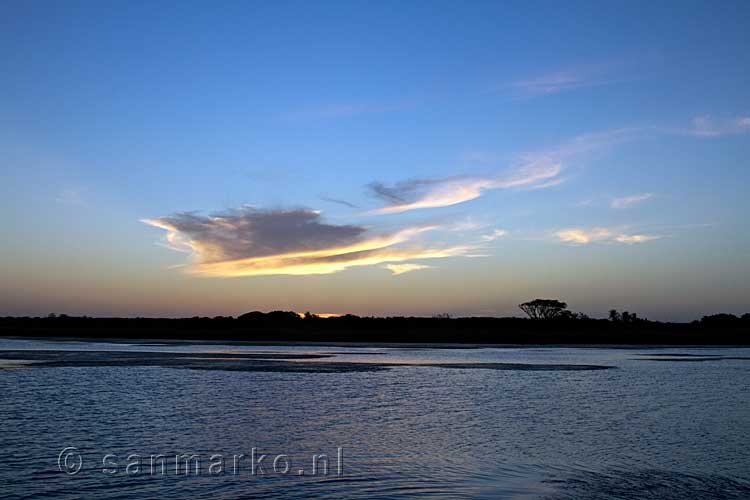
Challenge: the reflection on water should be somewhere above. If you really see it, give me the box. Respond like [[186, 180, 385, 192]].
[[0, 338, 749, 499]]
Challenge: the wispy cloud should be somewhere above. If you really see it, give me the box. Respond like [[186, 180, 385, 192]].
[[367, 158, 562, 214], [522, 176, 568, 190], [143, 208, 474, 277], [319, 196, 358, 209], [576, 197, 597, 207], [668, 115, 750, 138], [554, 227, 661, 245], [545, 127, 640, 157], [513, 70, 597, 96], [610, 192, 654, 209], [383, 263, 433, 275], [614, 234, 661, 244], [508, 62, 629, 98], [368, 128, 637, 215], [481, 229, 507, 241]]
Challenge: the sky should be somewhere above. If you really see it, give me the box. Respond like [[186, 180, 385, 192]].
[[1, 1, 749, 320]]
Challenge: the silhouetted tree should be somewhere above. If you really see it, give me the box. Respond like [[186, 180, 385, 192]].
[[609, 309, 621, 322], [519, 299, 568, 320], [266, 310, 302, 321], [701, 313, 740, 327], [238, 311, 266, 321]]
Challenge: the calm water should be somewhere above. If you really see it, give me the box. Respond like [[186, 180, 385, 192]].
[[1, 338, 749, 499]]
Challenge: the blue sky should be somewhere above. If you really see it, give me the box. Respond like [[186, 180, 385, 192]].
[[1, 1, 749, 320]]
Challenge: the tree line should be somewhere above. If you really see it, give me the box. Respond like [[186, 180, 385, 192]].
[[0, 299, 747, 345]]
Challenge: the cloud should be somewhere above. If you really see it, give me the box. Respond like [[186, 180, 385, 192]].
[[383, 263, 433, 275], [481, 229, 507, 241], [143, 208, 473, 277], [677, 115, 750, 138], [554, 227, 661, 245], [522, 176, 568, 190], [513, 70, 598, 96], [367, 177, 491, 214], [509, 62, 628, 97], [366, 128, 638, 215], [545, 127, 641, 158], [319, 196, 358, 209], [614, 234, 660, 244], [367, 158, 562, 214], [459, 150, 503, 166], [555, 228, 613, 244], [610, 193, 654, 209]]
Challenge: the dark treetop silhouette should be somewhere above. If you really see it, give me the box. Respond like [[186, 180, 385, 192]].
[[519, 299, 569, 320], [1, 300, 749, 345]]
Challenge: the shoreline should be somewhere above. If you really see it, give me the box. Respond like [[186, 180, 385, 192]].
[[2, 335, 749, 349]]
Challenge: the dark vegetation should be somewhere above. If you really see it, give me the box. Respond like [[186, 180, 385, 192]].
[[1, 299, 748, 345]]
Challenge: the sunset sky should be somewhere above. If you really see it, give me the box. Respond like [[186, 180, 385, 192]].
[[2, 1, 749, 320]]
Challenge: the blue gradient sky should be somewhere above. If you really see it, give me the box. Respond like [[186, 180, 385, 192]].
[[2, 1, 749, 320]]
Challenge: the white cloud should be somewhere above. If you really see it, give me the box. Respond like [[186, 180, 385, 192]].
[[508, 62, 629, 98], [513, 70, 596, 96], [681, 115, 750, 138], [367, 158, 562, 215], [481, 229, 507, 241], [368, 128, 638, 215], [614, 234, 660, 244], [554, 227, 661, 245], [610, 193, 654, 209], [555, 227, 614, 244]]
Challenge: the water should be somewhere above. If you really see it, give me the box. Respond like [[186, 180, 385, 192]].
[[1, 338, 749, 499]]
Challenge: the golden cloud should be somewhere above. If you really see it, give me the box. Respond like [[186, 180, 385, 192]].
[[143, 209, 473, 277], [383, 263, 433, 276]]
